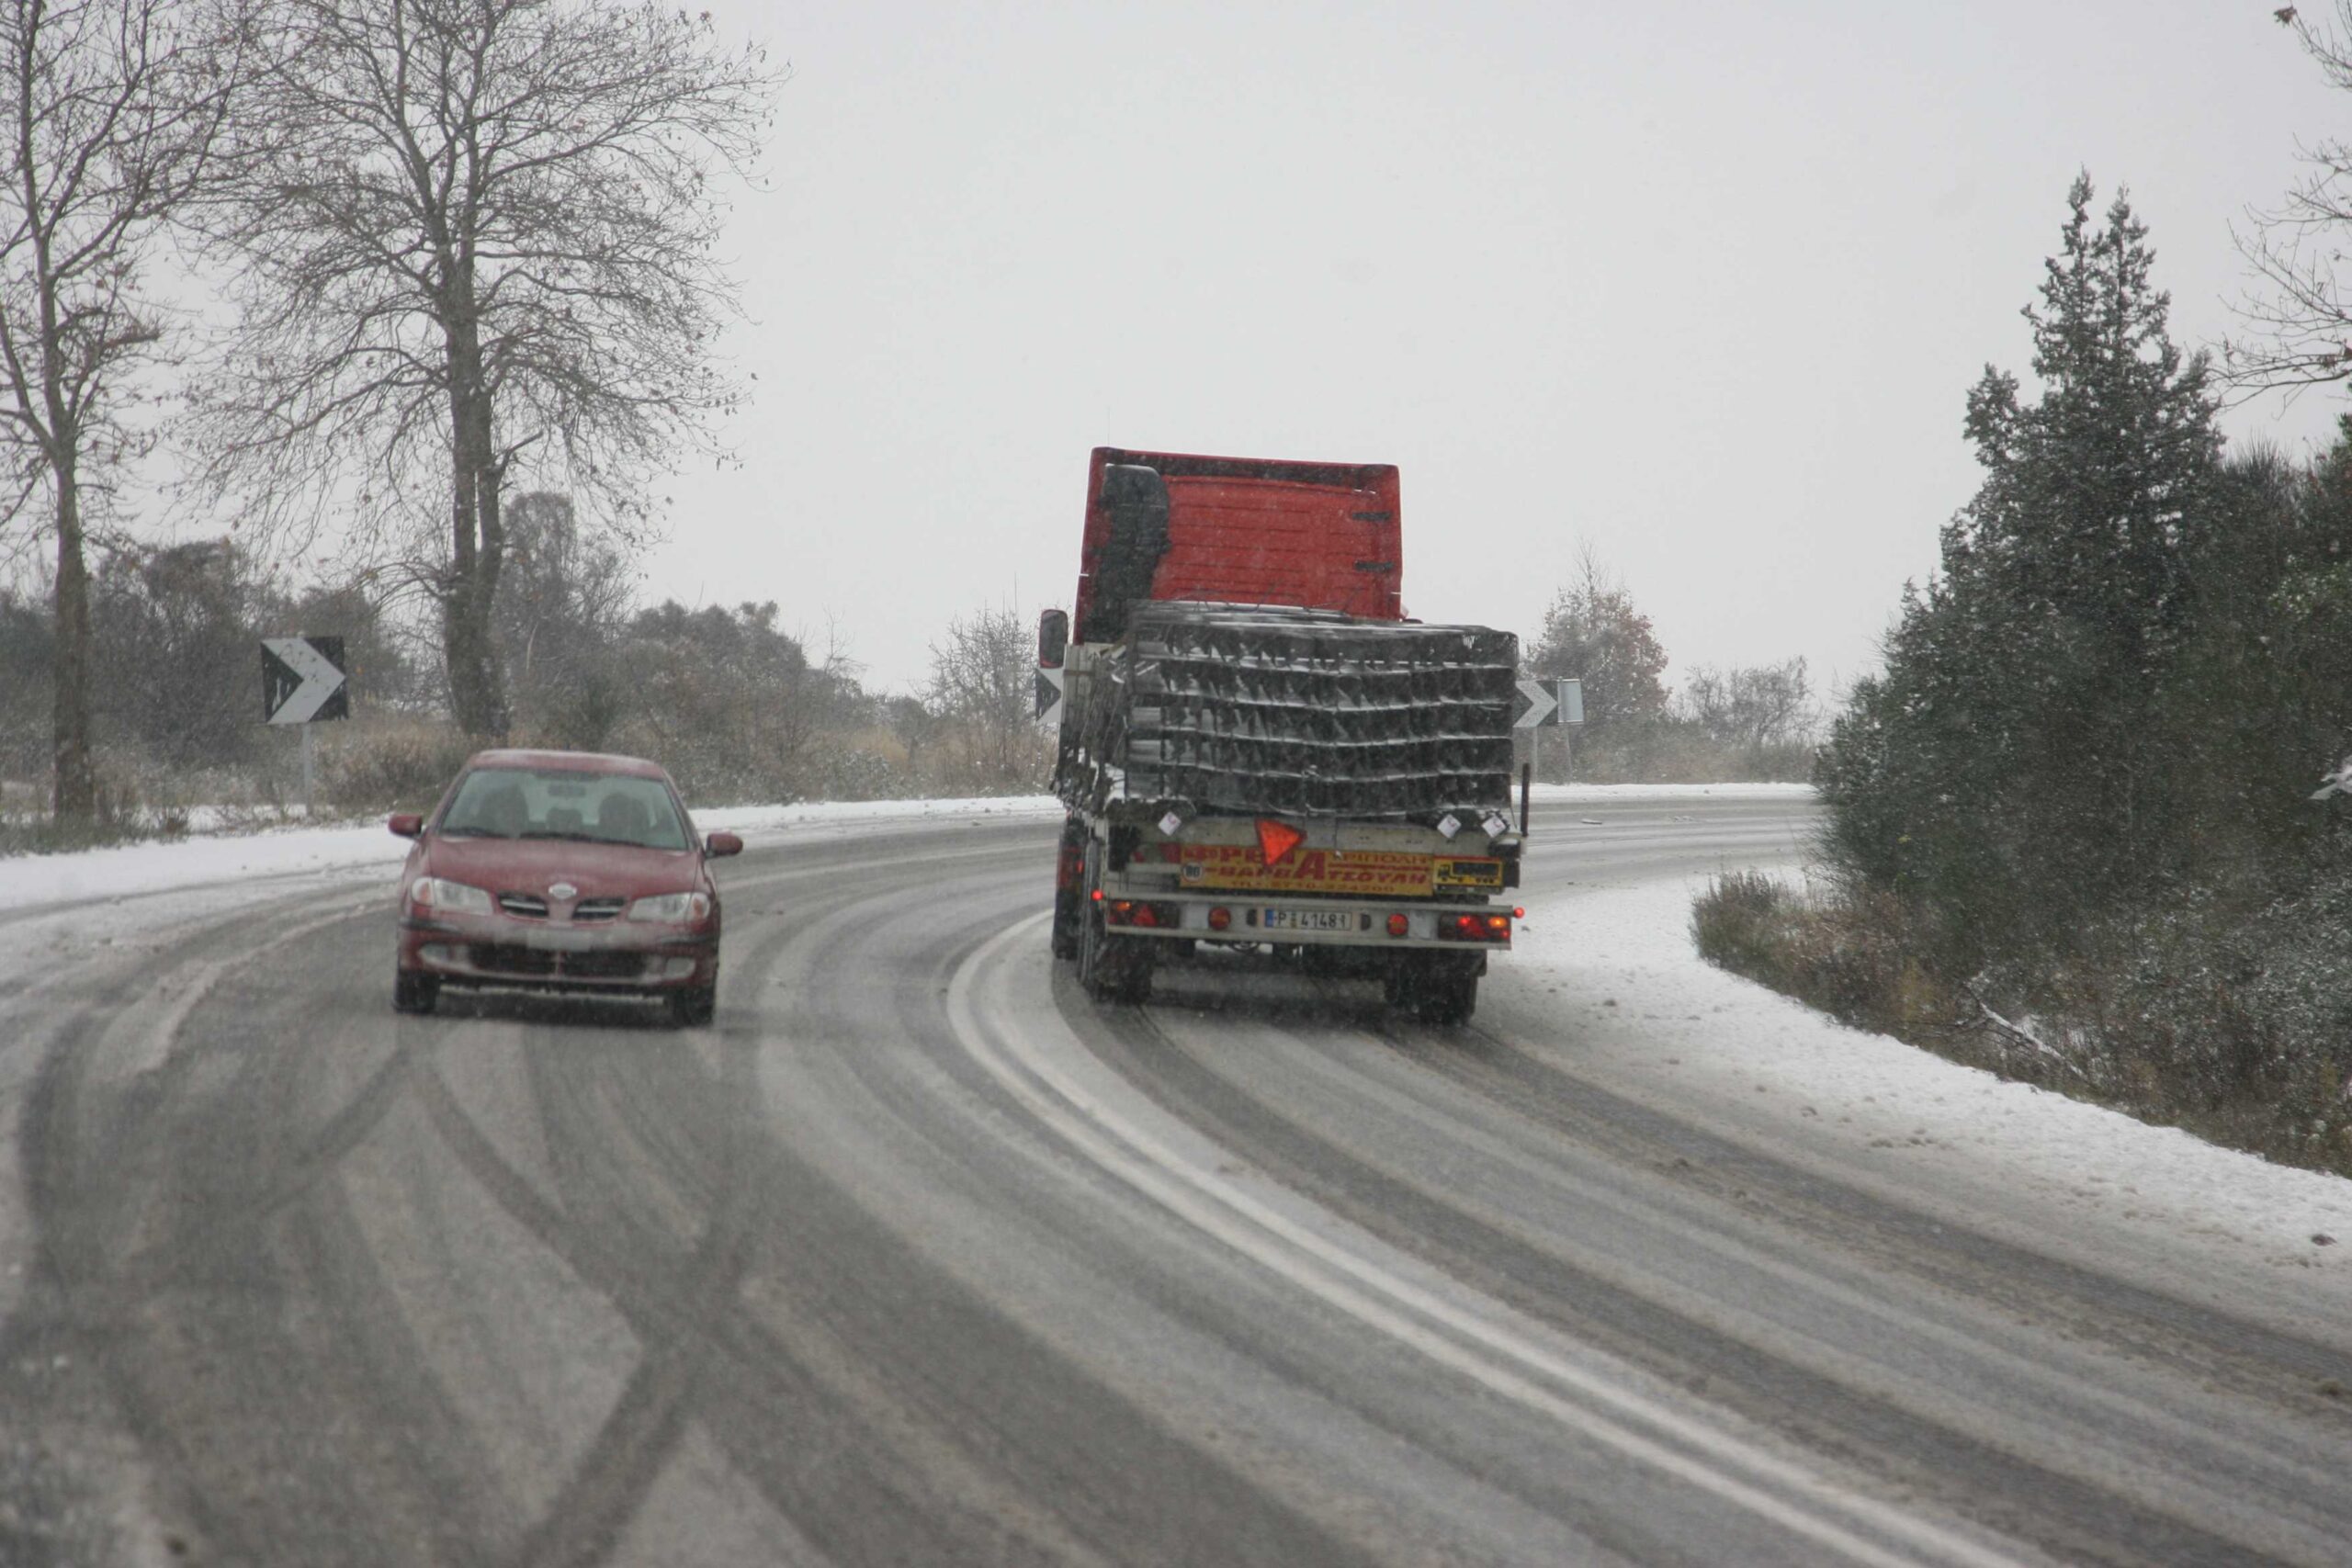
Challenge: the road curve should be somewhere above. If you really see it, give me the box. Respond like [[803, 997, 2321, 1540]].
[[2, 795, 2348, 1566]]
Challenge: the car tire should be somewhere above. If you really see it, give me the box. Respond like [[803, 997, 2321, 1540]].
[[669, 984, 717, 1028], [393, 969, 439, 1015]]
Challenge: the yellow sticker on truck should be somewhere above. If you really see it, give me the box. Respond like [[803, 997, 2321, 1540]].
[[1180, 844, 1435, 897], [1433, 857, 1505, 889]]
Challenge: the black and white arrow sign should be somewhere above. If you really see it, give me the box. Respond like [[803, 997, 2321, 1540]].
[[1512, 677, 1556, 729], [1512, 676, 1585, 729], [262, 637, 348, 726], [1034, 666, 1066, 728]]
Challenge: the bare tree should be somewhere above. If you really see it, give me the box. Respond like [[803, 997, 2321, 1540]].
[[2231, 5, 2352, 394], [1679, 657, 1815, 753], [0, 0, 232, 818], [928, 604, 1049, 793], [191, 0, 777, 738]]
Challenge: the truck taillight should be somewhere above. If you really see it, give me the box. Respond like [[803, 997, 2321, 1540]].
[[1386, 913, 1409, 938], [1105, 900, 1180, 930], [1441, 912, 1511, 942], [1208, 907, 1232, 931]]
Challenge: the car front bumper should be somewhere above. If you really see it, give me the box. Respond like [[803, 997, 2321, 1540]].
[[397, 914, 718, 993]]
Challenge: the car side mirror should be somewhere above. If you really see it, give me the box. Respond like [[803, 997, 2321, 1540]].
[[389, 812, 424, 839], [705, 831, 743, 858]]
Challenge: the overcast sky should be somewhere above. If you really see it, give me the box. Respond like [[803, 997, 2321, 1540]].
[[640, 0, 2351, 698]]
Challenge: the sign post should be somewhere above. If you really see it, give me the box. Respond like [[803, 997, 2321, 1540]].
[[262, 636, 349, 816]]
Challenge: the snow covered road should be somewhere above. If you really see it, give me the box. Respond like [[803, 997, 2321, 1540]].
[[0, 787, 2346, 1565]]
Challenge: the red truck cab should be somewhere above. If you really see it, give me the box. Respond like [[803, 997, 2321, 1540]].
[[1071, 447, 1403, 638]]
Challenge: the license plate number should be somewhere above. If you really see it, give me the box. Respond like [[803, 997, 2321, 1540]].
[[1262, 908, 1353, 932], [529, 930, 595, 952]]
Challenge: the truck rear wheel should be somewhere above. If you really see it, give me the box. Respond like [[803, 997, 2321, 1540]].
[[1080, 916, 1155, 1004], [1077, 878, 1154, 1005], [1386, 954, 1478, 1026], [1050, 818, 1086, 960]]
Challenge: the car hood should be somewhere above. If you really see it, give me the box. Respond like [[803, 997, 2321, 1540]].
[[419, 836, 707, 899]]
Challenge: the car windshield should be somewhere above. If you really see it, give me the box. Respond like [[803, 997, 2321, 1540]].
[[437, 767, 690, 851]]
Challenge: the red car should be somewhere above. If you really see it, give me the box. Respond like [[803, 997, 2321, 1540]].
[[389, 749, 741, 1025]]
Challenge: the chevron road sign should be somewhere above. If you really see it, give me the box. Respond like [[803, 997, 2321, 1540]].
[[262, 637, 348, 726], [1513, 677, 1584, 729], [1035, 666, 1066, 728]]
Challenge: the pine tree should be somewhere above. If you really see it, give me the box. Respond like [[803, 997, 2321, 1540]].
[[1820, 175, 2221, 956]]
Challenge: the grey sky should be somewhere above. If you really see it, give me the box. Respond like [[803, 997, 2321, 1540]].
[[647, 1, 2348, 698]]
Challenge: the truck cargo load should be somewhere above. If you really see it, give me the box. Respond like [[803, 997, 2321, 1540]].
[[1062, 601, 1519, 821]]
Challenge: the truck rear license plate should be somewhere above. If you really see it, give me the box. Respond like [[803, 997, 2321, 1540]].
[[1263, 908, 1353, 932]]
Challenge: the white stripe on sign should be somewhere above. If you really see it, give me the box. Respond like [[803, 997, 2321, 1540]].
[[1512, 678, 1557, 729], [264, 637, 346, 725]]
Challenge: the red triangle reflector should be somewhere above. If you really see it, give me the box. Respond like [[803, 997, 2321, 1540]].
[[1255, 818, 1305, 865]]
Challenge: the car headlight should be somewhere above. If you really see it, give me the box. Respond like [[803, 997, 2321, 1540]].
[[411, 876, 494, 916], [628, 891, 712, 924]]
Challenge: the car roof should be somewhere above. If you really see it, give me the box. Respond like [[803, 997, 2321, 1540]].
[[462, 749, 672, 781]]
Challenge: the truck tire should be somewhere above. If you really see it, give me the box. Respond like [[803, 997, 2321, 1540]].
[[1416, 968, 1478, 1026], [1386, 954, 1477, 1026], [1050, 818, 1085, 960], [1077, 850, 1154, 1005]]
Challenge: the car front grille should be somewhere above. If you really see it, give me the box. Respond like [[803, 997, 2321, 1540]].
[[471, 942, 558, 976], [564, 950, 648, 979], [571, 897, 627, 923], [467, 944, 650, 982], [497, 893, 548, 919]]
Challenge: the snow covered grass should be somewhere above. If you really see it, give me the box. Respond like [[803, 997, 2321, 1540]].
[[1687, 863, 2352, 1180], [1511, 873, 2352, 1310]]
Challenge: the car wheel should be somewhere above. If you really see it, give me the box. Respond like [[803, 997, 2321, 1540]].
[[393, 968, 439, 1015], [669, 984, 717, 1028]]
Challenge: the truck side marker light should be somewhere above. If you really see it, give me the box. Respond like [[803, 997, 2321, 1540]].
[[1513, 906, 1525, 919], [1386, 913, 1409, 937], [1255, 818, 1305, 865], [1091, 888, 1104, 902]]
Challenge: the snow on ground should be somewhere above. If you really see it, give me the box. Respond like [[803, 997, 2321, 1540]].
[[0, 795, 1068, 914], [1525, 782, 1815, 801], [1510, 868, 2352, 1323]]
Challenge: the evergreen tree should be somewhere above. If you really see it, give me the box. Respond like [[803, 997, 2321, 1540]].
[[1821, 175, 2221, 955]]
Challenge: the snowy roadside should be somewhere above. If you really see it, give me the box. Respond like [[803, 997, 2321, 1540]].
[[1506, 870, 2352, 1335], [0, 794, 1069, 915]]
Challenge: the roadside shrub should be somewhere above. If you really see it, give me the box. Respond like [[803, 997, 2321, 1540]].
[[1691, 871, 2352, 1178], [322, 719, 477, 813]]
